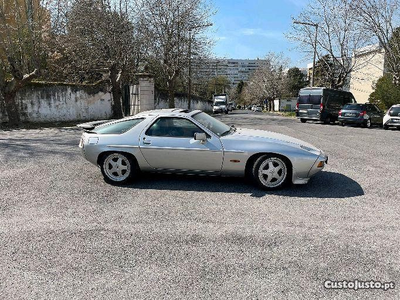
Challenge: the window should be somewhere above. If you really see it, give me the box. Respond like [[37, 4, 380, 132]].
[[343, 104, 365, 111], [298, 89, 323, 105], [146, 117, 205, 138], [389, 107, 400, 116], [192, 112, 231, 136], [93, 118, 144, 134]]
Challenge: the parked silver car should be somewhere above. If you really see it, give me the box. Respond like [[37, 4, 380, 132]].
[[78, 109, 328, 190]]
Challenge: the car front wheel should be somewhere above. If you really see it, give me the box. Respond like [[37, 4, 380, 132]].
[[252, 155, 290, 190], [300, 119, 307, 123], [100, 152, 137, 185]]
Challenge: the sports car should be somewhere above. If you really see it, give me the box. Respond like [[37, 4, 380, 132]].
[[78, 109, 328, 190]]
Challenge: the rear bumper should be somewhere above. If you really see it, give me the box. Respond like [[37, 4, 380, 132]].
[[338, 116, 364, 124]]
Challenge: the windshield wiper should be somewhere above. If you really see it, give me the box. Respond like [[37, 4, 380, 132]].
[[220, 125, 236, 136]]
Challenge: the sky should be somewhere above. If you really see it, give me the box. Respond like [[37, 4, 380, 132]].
[[209, 0, 309, 68]]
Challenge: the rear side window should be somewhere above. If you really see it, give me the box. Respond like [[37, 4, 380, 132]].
[[93, 118, 144, 134]]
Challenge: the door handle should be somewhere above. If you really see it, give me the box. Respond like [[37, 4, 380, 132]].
[[143, 138, 151, 145]]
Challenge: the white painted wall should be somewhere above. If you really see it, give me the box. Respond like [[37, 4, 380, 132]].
[[155, 92, 212, 112], [273, 99, 297, 111], [0, 84, 113, 123]]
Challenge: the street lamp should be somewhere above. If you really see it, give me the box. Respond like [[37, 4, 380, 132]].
[[293, 20, 318, 87], [188, 23, 213, 109]]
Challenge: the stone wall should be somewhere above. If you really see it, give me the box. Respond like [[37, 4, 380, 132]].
[[154, 90, 213, 112], [0, 83, 113, 123]]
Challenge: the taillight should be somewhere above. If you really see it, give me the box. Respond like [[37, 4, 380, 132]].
[[359, 110, 366, 117], [295, 103, 299, 111], [320, 103, 324, 112], [338, 110, 342, 116]]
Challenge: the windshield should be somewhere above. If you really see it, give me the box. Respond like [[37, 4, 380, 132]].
[[192, 112, 231, 136], [214, 100, 226, 106], [389, 107, 400, 116]]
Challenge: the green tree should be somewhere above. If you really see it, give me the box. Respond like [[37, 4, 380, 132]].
[[369, 74, 400, 110], [313, 55, 335, 88], [207, 76, 230, 98], [284, 67, 307, 97]]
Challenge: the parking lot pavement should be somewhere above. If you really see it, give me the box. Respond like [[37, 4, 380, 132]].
[[0, 111, 399, 299]]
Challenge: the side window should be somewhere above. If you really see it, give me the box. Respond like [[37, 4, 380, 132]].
[[146, 117, 205, 138]]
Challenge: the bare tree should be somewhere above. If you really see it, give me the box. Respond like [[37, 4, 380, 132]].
[[243, 53, 288, 109], [288, 0, 372, 89], [0, 0, 50, 126], [137, 0, 214, 107], [49, 0, 142, 118], [349, 0, 400, 84]]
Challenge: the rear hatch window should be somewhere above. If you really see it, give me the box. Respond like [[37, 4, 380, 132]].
[[93, 118, 144, 134], [343, 104, 364, 111], [298, 94, 322, 105], [389, 107, 400, 117]]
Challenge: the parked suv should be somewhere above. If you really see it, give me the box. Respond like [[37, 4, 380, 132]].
[[383, 104, 400, 130], [338, 103, 384, 128], [296, 87, 356, 124]]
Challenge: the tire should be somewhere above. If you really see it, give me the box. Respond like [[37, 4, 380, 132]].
[[324, 116, 331, 124], [252, 154, 290, 190], [300, 119, 307, 123], [339, 121, 345, 127], [383, 125, 388, 130], [100, 152, 137, 185], [363, 118, 372, 128]]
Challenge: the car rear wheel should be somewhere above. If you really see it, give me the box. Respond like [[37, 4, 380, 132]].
[[364, 119, 372, 128], [100, 152, 137, 185], [300, 119, 307, 123], [339, 121, 345, 126], [252, 155, 290, 190], [324, 116, 331, 124]]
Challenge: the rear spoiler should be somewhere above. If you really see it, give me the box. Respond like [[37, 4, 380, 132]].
[[76, 119, 115, 131]]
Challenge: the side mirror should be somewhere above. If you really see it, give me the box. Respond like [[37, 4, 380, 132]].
[[194, 132, 207, 143]]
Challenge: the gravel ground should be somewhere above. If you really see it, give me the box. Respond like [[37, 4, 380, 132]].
[[0, 111, 399, 299]]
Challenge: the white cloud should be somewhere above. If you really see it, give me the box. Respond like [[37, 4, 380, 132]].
[[240, 28, 283, 39]]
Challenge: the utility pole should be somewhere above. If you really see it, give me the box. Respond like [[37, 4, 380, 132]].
[[293, 20, 318, 87]]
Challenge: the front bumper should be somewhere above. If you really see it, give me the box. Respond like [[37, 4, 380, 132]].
[[385, 119, 400, 127], [292, 151, 328, 185]]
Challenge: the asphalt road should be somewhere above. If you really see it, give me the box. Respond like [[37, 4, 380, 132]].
[[0, 111, 399, 299]]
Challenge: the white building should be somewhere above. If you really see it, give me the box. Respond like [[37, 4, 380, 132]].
[[349, 44, 385, 103]]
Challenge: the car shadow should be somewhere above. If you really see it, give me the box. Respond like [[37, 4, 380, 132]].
[[125, 171, 364, 199]]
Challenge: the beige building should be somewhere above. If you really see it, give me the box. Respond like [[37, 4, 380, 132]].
[[349, 45, 385, 103]]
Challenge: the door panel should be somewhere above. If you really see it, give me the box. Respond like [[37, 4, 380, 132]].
[[139, 117, 224, 172]]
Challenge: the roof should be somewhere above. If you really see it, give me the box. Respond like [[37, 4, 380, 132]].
[[133, 108, 200, 118]]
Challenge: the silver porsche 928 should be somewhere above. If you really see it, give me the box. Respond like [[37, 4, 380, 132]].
[[78, 109, 328, 190]]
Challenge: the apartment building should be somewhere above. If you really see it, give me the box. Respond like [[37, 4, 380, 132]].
[[193, 59, 266, 86]]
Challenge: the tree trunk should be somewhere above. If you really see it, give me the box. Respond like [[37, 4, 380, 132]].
[[3, 91, 20, 126], [167, 79, 175, 108], [110, 66, 123, 119]]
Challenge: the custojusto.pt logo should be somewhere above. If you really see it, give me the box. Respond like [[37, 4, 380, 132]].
[[324, 280, 395, 291]]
